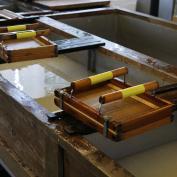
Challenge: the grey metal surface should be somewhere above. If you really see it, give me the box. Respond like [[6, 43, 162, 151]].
[[159, 0, 175, 20]]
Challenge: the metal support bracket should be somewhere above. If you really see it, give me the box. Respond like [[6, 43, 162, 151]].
[[88, 49, 97, 72]]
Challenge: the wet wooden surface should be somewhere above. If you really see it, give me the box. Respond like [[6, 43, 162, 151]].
[[0, 55, 91, 112], [0, 36, 57, 62]]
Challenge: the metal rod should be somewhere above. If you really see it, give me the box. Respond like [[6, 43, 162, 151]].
[[154, 83, 177, 95]]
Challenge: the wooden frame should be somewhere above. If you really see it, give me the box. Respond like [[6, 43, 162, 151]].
[[54, 78, 173, 141], [0, 35, 57, 62]]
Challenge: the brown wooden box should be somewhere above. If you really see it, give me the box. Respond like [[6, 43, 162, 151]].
[[55, 79, 174, 141], [0, 36, 58, 62]]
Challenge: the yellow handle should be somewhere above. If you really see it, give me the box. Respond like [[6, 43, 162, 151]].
[[121, 84, 145, 99], [16, 30, 36, 39], [8, 25, 26, 32], [89, 71, 113, 85]]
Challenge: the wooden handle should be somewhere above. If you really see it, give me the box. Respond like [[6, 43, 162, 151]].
[[99, 81, 159, 104], [0, 23, 39, 33], [0, 29, 50, 41], [71, 67, 128, 91]]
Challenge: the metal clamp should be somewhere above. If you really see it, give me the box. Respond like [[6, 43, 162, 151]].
[[70, 89, 74, 98], [103, 115, 111, 137], [99, 103, 112, 137]]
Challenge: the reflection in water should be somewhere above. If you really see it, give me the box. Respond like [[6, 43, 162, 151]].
[[0, 64, 69, 99]]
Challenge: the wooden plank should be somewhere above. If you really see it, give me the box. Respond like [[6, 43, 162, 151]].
[[56, 121, 134, 177], [38, 16, 90, 38], [56, 37, 105, 54], [0, 75, 59, 177], [0, 138, 35, 177], [34, 0, 110, 10]]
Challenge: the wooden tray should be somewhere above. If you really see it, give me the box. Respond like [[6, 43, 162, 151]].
[[54, 68, 174, 141], [0, 31, 57, 62], [34, 0, 110, 10]]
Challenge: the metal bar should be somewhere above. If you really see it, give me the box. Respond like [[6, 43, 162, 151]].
[[87, 49, 97, 72], [154, 83, 177, 95], [56, 37, 105, 54]]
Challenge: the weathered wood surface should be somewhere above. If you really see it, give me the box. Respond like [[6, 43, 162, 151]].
[[0, 139, 35, 177], [55, 119, 134, 177], [34, 0, 110, 10], [0, 75, 59, 177], [0, 74, 134, 177]]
